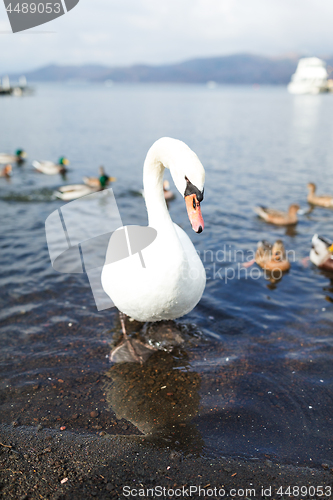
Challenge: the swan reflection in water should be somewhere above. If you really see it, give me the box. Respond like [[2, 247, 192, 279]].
[[103, 320, 204, 454]]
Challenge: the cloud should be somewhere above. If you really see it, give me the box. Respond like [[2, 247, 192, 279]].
[[1, 0, 333, 73]]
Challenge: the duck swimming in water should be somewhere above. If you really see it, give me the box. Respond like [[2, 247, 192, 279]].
[[83, 166, 116, 188], [32, 157, 69, 175], [307, 183, 333, 208], [162, 180, 175, 201], [0, 149, 27, 164], [140, 179, 175, 202], [254, 204, 300, 225], [255, 239, 291, 272]]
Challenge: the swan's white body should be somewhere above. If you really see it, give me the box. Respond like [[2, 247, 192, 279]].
[[101, 138, 206, 322]]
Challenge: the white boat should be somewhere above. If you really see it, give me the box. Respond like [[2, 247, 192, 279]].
[[288, 57, 329, 95], [55, 184, 100, 201], [0, 75, 32, 96]]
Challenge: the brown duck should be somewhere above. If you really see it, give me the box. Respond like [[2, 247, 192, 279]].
[[254, 204, 299, 225], [307, 183, 333, 208], [255, 240, 291, 272]]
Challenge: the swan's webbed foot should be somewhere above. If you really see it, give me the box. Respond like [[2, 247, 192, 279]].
[[110, 312, 156, 364]]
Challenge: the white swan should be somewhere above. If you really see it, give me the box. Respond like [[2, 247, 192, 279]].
[[101, 137, 206, 323]]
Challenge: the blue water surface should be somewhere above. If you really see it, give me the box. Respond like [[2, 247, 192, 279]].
[[0, 83, 333, 465]]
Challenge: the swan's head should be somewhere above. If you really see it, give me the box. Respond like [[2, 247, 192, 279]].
[[145, 138, 205, 233], [183, 176, 205, 233], [161, 139, 205, 233]]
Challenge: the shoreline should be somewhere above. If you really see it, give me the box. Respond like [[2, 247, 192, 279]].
[[1, 424, 332, 499]]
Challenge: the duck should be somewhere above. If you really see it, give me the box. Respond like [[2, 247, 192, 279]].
[[0, 149, 27, 164], [83, 166, 116, 188], [101, 138, 206, 334], [140, 179, 175, 202], [310, 234, 333, 272], [307, 183, 333, 208], [32, 157, 69, 175], [255, 239, 291, 272], [0, 164, 12, 178], [162, 180, 175, 201], [254, 204, 300, 225], [54, 183, 101, 201]]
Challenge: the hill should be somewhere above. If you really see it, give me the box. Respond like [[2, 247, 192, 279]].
[[11, 53, 326, 85]]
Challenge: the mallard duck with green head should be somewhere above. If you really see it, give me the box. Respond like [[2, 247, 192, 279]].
[[32, 157, 69, 175], [0, 149, 27, 164], [83, 166, 116, 188]]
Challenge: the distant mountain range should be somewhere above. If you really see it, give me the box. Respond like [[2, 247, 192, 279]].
[[9, 53, 333, 85]]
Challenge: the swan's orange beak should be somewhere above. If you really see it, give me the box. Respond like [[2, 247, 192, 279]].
[[185, 194, 204, 233]]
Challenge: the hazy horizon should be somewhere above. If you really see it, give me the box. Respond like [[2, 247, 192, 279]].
[[1, 0, 333, 73], [5, 51, 333, 77]]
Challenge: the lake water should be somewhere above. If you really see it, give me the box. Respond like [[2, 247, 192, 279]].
[[1, 83, 333, 465]]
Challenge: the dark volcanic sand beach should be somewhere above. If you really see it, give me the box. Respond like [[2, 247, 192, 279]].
[[1, 424, 333, 500]]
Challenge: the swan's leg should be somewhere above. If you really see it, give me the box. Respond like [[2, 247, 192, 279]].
[[117, 311, 144, 364], [119, 311, 127, 336]]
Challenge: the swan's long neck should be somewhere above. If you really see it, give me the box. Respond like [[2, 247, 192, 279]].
[[142, 138, 205, 231], [143, 148, 175, 231]]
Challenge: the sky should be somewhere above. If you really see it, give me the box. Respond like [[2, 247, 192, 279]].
[[1, 0, 333, 72]]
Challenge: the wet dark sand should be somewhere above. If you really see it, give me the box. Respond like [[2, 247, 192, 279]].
[[1, 424, 332, 499]]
